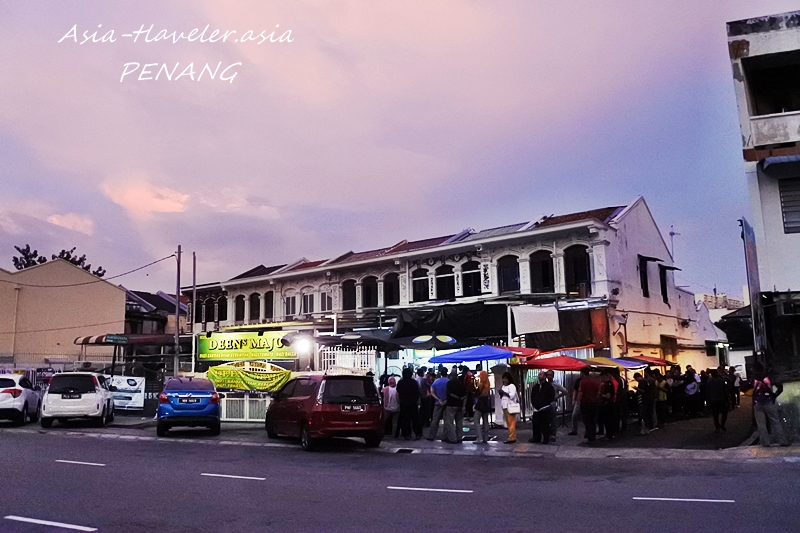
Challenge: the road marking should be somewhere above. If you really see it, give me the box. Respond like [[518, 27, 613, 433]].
[[633, 497, 735, 503], [55, 460, 106, 467], [4, 515, 97, 531], [387, 486, 473, 493], [201, 473, 266, 481]]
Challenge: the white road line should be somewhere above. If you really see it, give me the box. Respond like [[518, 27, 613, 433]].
[[55, 460, 106, 467], [201, 473, 266, 481], [4, 515, 97, 531], [387, 486, 473, 494], [633, 497, 735, 503]]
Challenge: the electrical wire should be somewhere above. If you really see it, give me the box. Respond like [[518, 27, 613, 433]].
[[0, 254, 175, 288]]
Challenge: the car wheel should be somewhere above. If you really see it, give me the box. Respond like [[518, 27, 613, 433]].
[[41, 417, 53, 428], [364, 433, 382, 448], [156, 422, 168, 437], [300, 424, 315, 452], [107, 404, 114, 423], [94, 408, 107, 428], [29, 403, 40, 423], [265, 416, 278, 439], [15, 404, 28, 426], [210, 421, 221, 436]]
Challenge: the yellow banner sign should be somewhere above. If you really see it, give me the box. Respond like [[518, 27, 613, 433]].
[[206, 361, 292, 392], [198, 331, 296, 361]]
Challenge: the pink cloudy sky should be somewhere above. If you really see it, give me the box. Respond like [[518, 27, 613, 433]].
[[1, 1, 796, 296]]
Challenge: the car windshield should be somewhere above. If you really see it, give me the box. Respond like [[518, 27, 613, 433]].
[[322, 378, 378, 403], [165, 378, 215, 391], [49, 375, 95, 394], [0, 378, 16, 387]]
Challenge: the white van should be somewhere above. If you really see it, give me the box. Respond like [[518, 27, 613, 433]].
[[41, 372, 116, 428]]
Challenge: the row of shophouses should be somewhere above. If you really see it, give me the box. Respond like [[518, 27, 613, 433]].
[[186, 196, 727, 373]]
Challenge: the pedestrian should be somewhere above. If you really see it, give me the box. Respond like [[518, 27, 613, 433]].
[[670, 367, 685, 418], [751, 363, 789, 447], [528, 371, 555, 444], [416, 368, 433, 428], [685, 368, 701, 418], [598, 371, 617, 440], [498, 372, 519, 444], [654, 369, 669, 427], [382, 377, 400, 438], [545, 370, 567, 441], [577, 367, 599, 443], [612, 367, 628, 433], [728, 366, 741, 408], [396, 367, 423, 440], [633, 372, 650, 435], [567, 371, 583, 436], [426, 368, 449, 441], [461, 365, 476, 419], [443, 369, 466, 444], [473, 370, 492, 443], [705, 369, 728, 433]]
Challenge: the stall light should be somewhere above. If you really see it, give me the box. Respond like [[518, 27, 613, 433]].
[[293, 337, 313, 356]]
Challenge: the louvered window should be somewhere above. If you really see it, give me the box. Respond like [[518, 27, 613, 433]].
[[779, 177, 800, 234]]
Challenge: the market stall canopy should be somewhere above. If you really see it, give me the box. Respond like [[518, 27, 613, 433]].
[[584, 357, 646, 370], [391, 302, 508, 339], [502, 346, 541, 359], [390, 332, 476, 350], [622, 355, 672, 366], [515, 355, 588, 371], [428, 344, 512, 363]]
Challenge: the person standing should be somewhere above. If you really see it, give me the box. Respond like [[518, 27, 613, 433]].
[[705, 369, 728, 433], [427, 368, 449, 441], [461, 365, 476, 418], [728, 366, 741, 408], [443, 369, 466, 444], [752, 363, 789, 447], [654, 369, 669, 428], [382, 377, 400, 438], [396, 367, 422, 440], [498, 372, 519, 444], [684, 368, 701, 418], [528, 371, 555, 444], [598, 371, 617, 440], [416, 368, 433, 428], [567, 371, 583, 436], [473, 370, 492, 443], [545, 370, 567, 442], [612, 368, 628, 433], [577, 367, 599, 443]]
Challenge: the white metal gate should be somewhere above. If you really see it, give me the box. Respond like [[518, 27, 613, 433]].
[[318, 345, 376, 372], [220, 393, 270, 422]]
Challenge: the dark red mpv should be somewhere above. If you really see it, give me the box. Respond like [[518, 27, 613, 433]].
[[265, 374, 383, 451]]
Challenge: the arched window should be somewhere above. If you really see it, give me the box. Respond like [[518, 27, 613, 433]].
[[217, 296, 227, 321], [383, 273, 400, 306], [461, 261, 481, 297], [234, 295, 246, 322], [342, 280, 357, 310], [362, 276, 378, 308], [204, 299, 215, 323], [249, 293, 261, 321], [412, 268, 429, 302], [194, 300, 203, 323], [264, 291, 274, 320], [564, 245, 591, 296], [497, 255, 520, 294], [435, 265, 455, 300], [530, 251, 554, 293]]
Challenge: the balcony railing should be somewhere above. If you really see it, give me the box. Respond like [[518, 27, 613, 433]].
[[750, 110, 800, 146]]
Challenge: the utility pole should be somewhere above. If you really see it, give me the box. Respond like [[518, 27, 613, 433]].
[[174, 245, 181, 376], [669, 225, 681, 260], [191, 251, 197, 374]]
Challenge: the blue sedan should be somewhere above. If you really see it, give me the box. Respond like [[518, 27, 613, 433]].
[[157, 377, 221, 436]]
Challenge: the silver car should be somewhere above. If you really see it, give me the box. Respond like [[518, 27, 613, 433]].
[[0, 374, 42, 425]]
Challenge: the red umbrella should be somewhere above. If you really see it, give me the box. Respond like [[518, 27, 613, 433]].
[[500, 346, 541, 359], [622, 355, 672, 366], [514, 355, 588, 371]]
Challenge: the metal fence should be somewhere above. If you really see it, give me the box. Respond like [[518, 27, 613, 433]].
[[220, 392, 270, 422], [318, 346, 376, 372]]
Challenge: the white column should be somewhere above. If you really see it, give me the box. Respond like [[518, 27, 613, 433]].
[[355, 282, 363, 310], [483, 261, 496, 295], [428, 274, 436, 300], [553, 253, 566, 294], [261, 294, 268, 320], [332, 284, 341, 311], [243, 296, 251, 324], [590, 242, 609, 297], [518, 258, 531, 294], [377, 280, 385, 308], [227, 296, 235, 324], [455, 271, 463, 297], [399, 274, 409, 305]]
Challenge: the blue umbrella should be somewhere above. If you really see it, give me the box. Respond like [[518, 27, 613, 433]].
[[428, 344, 512, 363]]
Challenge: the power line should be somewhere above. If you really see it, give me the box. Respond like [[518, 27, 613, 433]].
[[0, 319, 124, 336], [0, 255, 175, 288]]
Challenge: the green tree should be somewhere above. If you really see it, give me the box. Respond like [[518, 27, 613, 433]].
[[12, 244, 106, 277]]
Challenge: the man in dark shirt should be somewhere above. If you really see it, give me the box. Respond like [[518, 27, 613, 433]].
[[568, 374, 583, 436], [577, 367, 600, 443], [396, 367, 422, 440], [443, 369, 466, 443], [705, 369, 728, 433], [528, 371, 556, 444]]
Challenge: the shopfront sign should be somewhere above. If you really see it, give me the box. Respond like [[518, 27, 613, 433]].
[[206, 361, 291, 392], [198, 331, 297, 361]]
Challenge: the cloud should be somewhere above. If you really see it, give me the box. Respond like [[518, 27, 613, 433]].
[[46, 213, 94, 235], [102, 180, 189, 220]]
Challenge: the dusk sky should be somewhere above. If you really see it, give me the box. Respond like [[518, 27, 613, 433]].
[[1, 1, 796, 297]]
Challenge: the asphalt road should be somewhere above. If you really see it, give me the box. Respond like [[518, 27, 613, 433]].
[[1, 426, 798, 533]]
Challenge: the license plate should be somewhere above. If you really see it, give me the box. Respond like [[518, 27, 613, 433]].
[[341, 404, 365, 411], [180, 398, 200, 404], [62, 393, 81, 399]]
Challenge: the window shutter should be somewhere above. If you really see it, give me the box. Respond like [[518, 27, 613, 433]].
[[780, 177, 800, 234]]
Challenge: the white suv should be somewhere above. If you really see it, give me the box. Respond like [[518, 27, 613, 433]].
[[41, 372, 115, 428], [0, 374, 42, 425]]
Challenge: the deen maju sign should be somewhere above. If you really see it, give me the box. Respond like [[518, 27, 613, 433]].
[[198, 331, 297, 361]]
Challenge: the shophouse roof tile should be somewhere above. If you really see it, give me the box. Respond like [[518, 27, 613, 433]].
[[534, 206, 624, 228], [287, 259, 328, 272], [229, 264, 286, 281]]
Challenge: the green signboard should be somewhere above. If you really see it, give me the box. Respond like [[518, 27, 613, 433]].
[[197, 331, 297, 361], [105, 334, 128, 344]]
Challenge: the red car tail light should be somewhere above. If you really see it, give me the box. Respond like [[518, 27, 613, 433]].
[[1, 388, 22, 398], [210, 393, 220, 404], [159, 392, 169, 404]]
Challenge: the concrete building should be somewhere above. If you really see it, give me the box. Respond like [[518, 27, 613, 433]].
[[0, 259, 126, 368], [727, 11, 800, 372], [187, 197, 725, 372]]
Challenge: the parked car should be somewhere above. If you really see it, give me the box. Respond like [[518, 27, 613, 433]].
[[265, 374, 383, 451], [157, 377, 221, 437], [41, 372, 115, 428], [0, 374, 42, 425]]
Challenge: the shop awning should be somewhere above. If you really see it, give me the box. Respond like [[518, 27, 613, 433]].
[[585, 357, 646, 370], [622, 355, 672, 366], [428, 345, 512, 363], [73, 334, 176, 346], [514, 355, 588, 371]]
